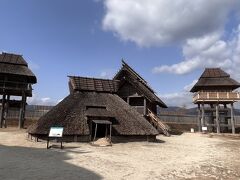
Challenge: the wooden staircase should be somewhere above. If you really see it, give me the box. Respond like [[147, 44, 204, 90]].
[[147, 109, 171, 137]]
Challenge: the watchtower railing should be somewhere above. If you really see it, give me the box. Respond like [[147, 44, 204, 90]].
[[0, 80, 32, 91], [193, 91, 240, 102]]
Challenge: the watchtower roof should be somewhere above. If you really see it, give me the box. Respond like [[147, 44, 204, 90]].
[[190, 68, 240, 92], [0, 52, 37, 83]]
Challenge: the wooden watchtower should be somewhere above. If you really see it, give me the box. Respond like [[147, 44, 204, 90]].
[[190, 68, 240, 134], [0, 52, 37, 128]]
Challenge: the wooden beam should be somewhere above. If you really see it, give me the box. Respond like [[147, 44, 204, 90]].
[[230, 103, 235, 134], [216, 104, 220, 134]]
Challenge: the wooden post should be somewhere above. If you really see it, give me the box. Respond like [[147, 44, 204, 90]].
[[19, 91, 26, 129], [93, 123, 98, 141], [230, 103, 235, 134], [127, 97, 130, 104], [197, 104, 201, 132], [105, 124, 108, 137], [4, 95, 10, 128], [0, 93, 6, 128], [110, 124, 112, 142], [89, 120, 92, 141], [201, 103, 205, 129], [216, 104, 220, 134], [143, 98, 147, 116], [22, 93, 27, 128], [210, 104, 214, 132]]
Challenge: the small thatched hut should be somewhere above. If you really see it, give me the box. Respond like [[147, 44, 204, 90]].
[[29, 76, 159, 142]]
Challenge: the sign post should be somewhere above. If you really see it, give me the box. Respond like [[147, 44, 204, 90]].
[[202, 126, 208, 134], [47, 127, 64, 149]]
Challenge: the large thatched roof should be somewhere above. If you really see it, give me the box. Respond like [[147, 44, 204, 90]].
[[0, 52, 37, 83], [191, 68, 240, 92], [28, 91, 158, 136], [114, 60, 167, 108]]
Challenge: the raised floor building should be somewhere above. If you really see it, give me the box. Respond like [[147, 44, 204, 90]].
[[191, 68, 240, 134], [0, 52, 37, 128]]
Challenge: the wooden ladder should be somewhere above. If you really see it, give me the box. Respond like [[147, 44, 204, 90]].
[[147, 109, 171, 137]]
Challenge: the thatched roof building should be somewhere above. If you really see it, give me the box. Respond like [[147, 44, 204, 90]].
[[29, 76, 159, 142]]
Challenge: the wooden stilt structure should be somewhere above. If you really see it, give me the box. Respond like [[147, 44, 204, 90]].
[[191, 68, 240, 134], [0, 52, 37, 128]]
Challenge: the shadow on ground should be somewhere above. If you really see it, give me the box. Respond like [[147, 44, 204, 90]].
[[0, 145, 102, 180]]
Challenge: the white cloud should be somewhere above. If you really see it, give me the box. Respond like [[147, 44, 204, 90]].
[[159, 80, 198, 108], [153, 25, 240, 80], [99, 69, 116, 79], [183, 79, 198, 92], [159, 92, 193, 108], [154, 25, 240, 107], [28, 61, 40, 70], [102, 0, 240, 47], [27, 94, 58, 106]]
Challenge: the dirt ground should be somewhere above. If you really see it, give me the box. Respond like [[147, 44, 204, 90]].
[[0, 128, 240, 180]]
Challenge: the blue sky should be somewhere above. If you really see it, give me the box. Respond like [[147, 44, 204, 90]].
[[0, 0, 240, 107]]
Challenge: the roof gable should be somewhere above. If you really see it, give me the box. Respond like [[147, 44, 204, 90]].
[[114, 60, 167, 108]]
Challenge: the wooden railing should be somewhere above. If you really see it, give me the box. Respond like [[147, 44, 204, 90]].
[[193, 92, 240, 102], [147, 109, 171, 136], [0, 81, 32, 91]]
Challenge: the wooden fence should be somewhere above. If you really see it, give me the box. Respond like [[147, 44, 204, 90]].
[[158, 114, 240, 125], [6, 105, 52, 120], [4, 106, 240, 127]]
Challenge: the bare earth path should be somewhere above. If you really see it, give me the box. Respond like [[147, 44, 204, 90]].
[[0, 128, 240, 180]]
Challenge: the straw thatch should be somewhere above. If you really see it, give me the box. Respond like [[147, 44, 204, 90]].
[[0, 52, 37, 83], [28, 91, 158, 136], [191, 68, 240, 92]]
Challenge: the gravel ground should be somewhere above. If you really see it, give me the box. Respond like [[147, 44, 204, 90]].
[[0, 128, 240, 180]]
